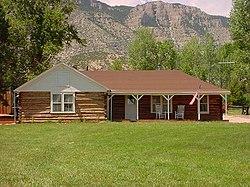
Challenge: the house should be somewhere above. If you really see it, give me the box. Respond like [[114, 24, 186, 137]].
[[0, 89, 13, 115], [0, 89, 14, 124], [14, 63, 230, 122]]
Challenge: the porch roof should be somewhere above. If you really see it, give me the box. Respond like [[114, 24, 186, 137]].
[[82, 70, 230, 95]]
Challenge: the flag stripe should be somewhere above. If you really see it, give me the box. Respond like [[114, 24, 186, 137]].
[[189, 92, 198, 105]]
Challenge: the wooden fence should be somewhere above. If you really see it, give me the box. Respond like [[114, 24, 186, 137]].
[[0, 90, 13, 115]]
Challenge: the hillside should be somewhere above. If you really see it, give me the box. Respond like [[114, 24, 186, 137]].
[[57, 0, 231, 70]]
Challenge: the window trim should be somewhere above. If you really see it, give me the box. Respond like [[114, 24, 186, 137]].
[[151, 96, 173, 113], [51, 93, 75, 113], [200, 95, 209, 114]]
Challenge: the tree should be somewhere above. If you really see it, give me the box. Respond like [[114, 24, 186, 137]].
[[230, 0, 250, 51], [128, 27, 178, 70], [229, 0, 250, 105], [156, 40, 177, 70], [229, 49, 250, 105], [111, 59, 124, 70], [202, 33, 217, 84], [216, 43, 237, 88], [178, 37, 204, 79], [0, 3, 9, 88], [0, 0, 85, 89], [179, 35, 219, 83], [128, 28, 157, 70]]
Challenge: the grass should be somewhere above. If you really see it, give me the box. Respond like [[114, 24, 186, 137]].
[[228, 108, 243, 115], [0, 121, 250, 186]]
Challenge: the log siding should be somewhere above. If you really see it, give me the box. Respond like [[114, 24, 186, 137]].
[[0, 90, 13, 115], [19, 92, 222, 122], [19, 92, 106, 122], [111, 95, 125, 120], [111, 95, 222, 121]]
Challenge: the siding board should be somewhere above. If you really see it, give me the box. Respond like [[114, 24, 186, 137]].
[[19, 92, 106, 122], [111, 95, 222, 121], [0, 90, 13, 115]]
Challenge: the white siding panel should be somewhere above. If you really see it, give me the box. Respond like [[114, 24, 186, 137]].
[[17, 64, 107, 92]]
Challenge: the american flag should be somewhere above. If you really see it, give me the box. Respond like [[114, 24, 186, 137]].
[[189, 85, 201, 105]]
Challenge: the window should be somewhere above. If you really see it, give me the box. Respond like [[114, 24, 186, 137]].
[[151, 96, 172, 113], [51, 93, 75, 113], [127, 95, 136, 105], [200, 95, 209, 113]]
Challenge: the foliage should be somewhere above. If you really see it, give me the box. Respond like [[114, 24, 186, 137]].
[[179, 34, 218, 83], [229, 49, 250, 105], [178, 37, 204, 80], [0, 0, 85, 89], [128, 28, 157, 70], [128, 27, 177, 70], [229, 0, 250, 105], [156, 40, 177, 70], [0, 3, 9, 87], [0, 122, 250, 186], [111, 59, 124, 70], [230, 0, 250, 51], [202, 33, 217, 84]]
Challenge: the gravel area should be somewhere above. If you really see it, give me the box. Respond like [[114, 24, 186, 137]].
[[223, 114, 250, 123]]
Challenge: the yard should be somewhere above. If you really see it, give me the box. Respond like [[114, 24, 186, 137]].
[[0, 122, 250, 186]]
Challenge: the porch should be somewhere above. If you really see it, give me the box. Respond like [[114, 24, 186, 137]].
[[107, 94, 225, 121]]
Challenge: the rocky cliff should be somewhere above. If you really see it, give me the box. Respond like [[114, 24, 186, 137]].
[[58, 0, 231, 70]]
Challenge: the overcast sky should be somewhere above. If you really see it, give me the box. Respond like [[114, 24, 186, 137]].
[[100, 0, 232, 17]]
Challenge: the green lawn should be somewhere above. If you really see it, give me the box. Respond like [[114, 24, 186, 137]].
[[0, 122, 250, 186]]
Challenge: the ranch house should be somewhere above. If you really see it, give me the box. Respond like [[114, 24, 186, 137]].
[[14, 63, 230, 122]]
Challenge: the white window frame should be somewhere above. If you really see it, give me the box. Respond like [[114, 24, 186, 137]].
[[151, 96, 173, 113], [51, 93, 75, 113], [200, 95, 209, 114]]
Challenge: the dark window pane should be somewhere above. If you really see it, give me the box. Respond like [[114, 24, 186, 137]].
[[53, 94, 61, 102], [53, 104, 61, 112], [64, 104, 73, 112], [64, 94, 73, 102], [200, 104, 208, 112]]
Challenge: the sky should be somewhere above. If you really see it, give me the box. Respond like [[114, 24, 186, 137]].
[[100, 0, 232, 17]]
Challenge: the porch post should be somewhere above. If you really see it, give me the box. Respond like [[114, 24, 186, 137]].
[[197, 95, 205, 121], [197, 98, 201, 121], [132, 95, 144, 120], [220, 94, 228, 116], [106, 95, 109, 120], [162, 95, 174, 120], [107, 95, 114, 121], [136, 99, 139, 120], [111, 96, 113, 121]]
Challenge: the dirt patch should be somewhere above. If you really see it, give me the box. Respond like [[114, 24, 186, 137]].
[[223, 114, 250, 123]]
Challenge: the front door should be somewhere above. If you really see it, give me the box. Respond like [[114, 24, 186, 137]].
[[125, 95, 137, 120]]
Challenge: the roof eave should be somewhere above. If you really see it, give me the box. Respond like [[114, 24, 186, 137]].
[[108, 91, 231, 95]]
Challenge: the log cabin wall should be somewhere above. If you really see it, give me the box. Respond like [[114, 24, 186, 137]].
[[18, 92, 106, 122], [111, 95, 125, 120], [139, 95, 156, 119], [112, 95, 222, 121], [172, 95, 222, 120], [0, 90, 13, 115], [138, 95, 222, 120], [201, 95, 222, 120], [172, 95, 197, 120]]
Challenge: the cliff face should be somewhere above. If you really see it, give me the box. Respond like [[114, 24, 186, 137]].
[[58, 0, 231, 70], [126, 2, 230, 47]]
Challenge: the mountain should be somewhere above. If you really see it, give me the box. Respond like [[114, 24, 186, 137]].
[[57, 0, 231, 70]]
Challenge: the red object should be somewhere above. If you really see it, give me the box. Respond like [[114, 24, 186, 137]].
[[189, 92, 198, 105]]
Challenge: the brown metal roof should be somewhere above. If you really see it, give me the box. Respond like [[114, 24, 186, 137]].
[[82, 70, 229, 94]]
